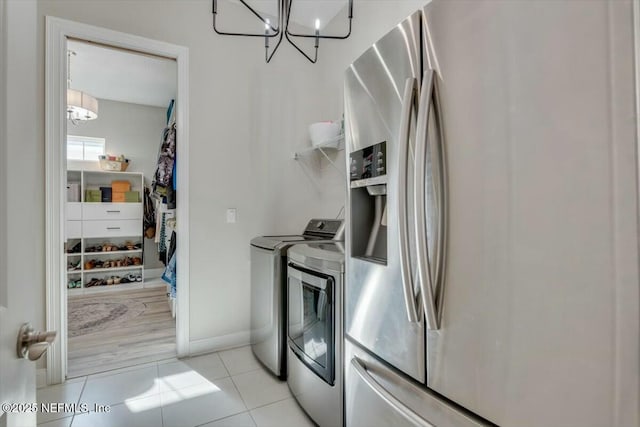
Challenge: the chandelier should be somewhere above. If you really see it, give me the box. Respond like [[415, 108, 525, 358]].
[[212, 0, 353, 63], [67, 51, 99, 123]]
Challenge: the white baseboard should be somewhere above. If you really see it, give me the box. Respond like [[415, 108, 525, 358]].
[[145, 268, 164, 280], [36, 368, 47, 389], [189, 330, 250, 356]]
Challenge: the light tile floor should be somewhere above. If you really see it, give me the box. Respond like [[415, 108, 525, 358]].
[[37, 346, 315, 427]]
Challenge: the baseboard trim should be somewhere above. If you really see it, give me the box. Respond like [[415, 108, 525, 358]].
[[36, 368, 47, 389], [189, 331, 250, 356]]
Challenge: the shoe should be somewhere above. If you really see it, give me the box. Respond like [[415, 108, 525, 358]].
[[135, 274, 142, 282], [67, 261, 80, 271], [67, 242, 81, 254]]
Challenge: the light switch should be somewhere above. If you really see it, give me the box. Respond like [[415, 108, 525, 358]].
[[226, 208, 237, 223]]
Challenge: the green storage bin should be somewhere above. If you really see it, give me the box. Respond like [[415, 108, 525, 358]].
[[85, 189, 101, 202], [125, 191, 140, 202]]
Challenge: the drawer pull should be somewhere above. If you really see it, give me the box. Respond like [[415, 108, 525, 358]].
[[106, 210, 121, 213], [106, 227, 121, 230]]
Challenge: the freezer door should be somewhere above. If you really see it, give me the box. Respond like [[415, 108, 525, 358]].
[[421, 1, 639, 426], [345, 339, 488, 427], [344, 11, 425, 382]]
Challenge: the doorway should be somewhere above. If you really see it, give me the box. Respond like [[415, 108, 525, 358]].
[[65, 39, 177, 377], [45, 18, 190, 384]]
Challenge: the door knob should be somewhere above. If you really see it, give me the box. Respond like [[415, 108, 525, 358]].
[[16, 323, 57, 361]]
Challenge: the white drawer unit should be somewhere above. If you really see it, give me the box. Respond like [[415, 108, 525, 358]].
[[66, 220, 82, 239], [83, 219, 142, 238], [67, 202, 82, 220], [82, 202, 143, 221]]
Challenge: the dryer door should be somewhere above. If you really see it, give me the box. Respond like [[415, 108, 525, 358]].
[[287, 263, 335, 385]]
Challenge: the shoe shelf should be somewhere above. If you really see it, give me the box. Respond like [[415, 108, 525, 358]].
[[65, 169, 146, 294], [86, 265, 143, 273], [68, 281, 146, 296], [67, 249, 143, 257]]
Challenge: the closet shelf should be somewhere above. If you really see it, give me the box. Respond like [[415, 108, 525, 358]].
[[84, 265, 143, 274], [67, 249, 143, 257], [66, 169, 146, 291], [67, 281, 154, 295]]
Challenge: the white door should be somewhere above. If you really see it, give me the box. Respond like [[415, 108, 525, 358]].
[[0, 0, 46, 426]]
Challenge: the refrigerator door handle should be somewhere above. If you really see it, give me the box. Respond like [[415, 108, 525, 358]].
[[414, 69, 444, 330], [398, 77, 420, 324], [351, 357, 434, 427]]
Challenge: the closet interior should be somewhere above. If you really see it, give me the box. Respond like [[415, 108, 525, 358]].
[[64, 39, 179, 378]]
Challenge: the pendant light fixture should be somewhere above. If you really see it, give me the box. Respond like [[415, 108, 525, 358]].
[[67, 50, 98, 124], [212, 0, 353, 64]]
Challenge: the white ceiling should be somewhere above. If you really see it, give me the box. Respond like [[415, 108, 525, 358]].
[[68, 39, 177, 108]]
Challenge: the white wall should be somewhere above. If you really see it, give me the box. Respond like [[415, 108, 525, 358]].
[[68, 98, 169, 270], [34, 0, 432, 354]]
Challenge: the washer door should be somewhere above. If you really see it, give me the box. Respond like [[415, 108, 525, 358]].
[[287, 263, 334, 385]]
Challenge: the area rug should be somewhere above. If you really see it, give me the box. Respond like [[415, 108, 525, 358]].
[[68, 297, 147, 338]]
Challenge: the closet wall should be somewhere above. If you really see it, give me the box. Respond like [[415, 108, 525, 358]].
[[68, 98, 167, 271]]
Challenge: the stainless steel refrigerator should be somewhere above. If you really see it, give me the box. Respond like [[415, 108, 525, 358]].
[[344, 1, 639, 426]]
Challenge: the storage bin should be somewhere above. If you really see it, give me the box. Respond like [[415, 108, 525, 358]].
[[99, 159, 129, 172], [124, 191, 139, 202], [85, 189, 101, 202], [111, 180, 131, 193], [100, 187, 112, 202], [112, 192, 126, 203]]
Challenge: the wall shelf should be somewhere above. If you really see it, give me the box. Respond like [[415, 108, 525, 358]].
[[293, 135, 346, 178]]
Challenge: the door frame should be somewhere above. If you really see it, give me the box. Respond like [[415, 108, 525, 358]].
[[45, 17, 190, 385]]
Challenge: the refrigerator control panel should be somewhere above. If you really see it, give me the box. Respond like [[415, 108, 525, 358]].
[[349, 141, 387, 182]]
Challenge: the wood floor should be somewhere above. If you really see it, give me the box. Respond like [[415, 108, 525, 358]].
[[67, 286, 176, 378]]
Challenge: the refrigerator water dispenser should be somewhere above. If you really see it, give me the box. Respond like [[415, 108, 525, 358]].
[[349, 142, 388, 264]]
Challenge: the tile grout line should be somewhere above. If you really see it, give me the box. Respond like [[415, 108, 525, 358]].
[[228, 372, 251, 413], [217, 350, 231, 374], [192, 407, 249, 427], [248, 395, 294, 412], [231, 366, 265, 377], [247, 410, 259, 427], [71, 375, 89, 426]]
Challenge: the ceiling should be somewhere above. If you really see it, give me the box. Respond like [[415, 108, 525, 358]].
[[68, 39, 177, 108]]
